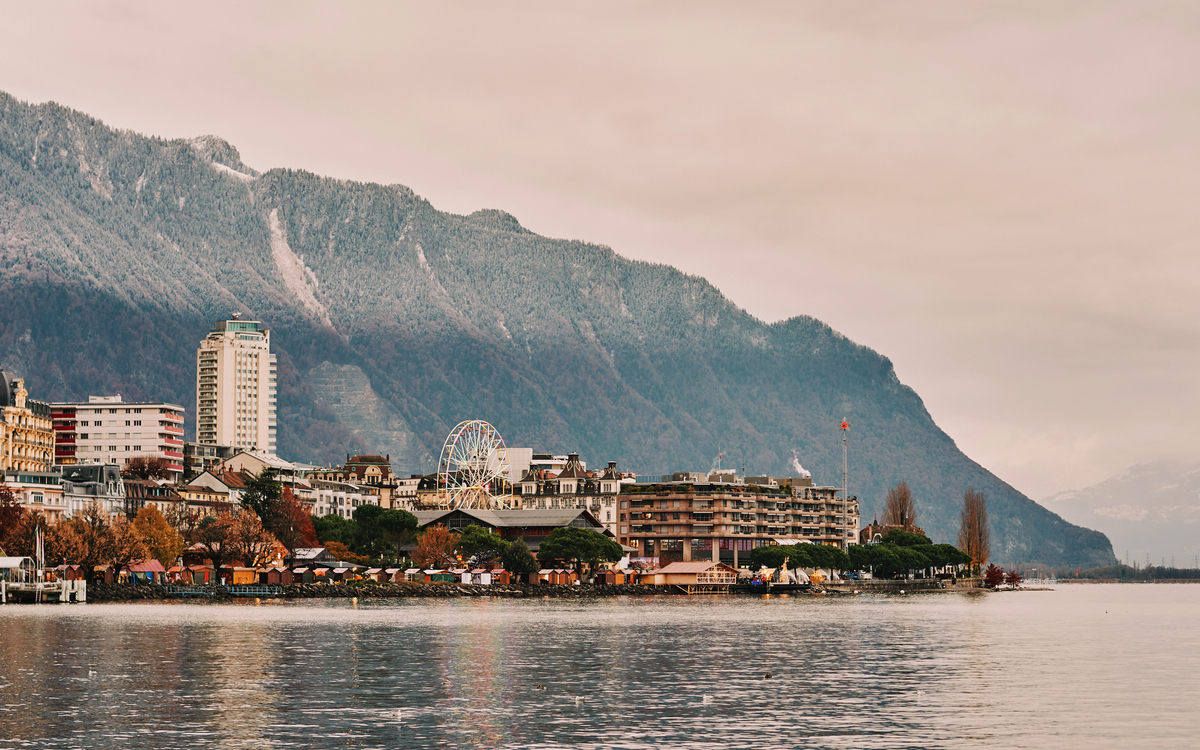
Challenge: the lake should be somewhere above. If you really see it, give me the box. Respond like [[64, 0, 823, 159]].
[[0, 585, 1196, 749]]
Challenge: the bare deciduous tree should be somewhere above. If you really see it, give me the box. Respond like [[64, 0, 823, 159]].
[[957, 488, 990, 572], [881, 481, 918, 529], [123, 456, 172, 480], [226, 510, 279, 567]]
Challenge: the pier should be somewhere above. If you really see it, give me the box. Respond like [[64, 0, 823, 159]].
[[0, 579, 87, 604]]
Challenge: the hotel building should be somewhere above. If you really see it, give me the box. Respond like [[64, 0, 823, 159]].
[[0, 371, 54, 473], [196, 315, 277, 453]]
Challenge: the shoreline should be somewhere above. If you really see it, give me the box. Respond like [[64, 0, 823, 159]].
[[75, 580, 1006, 603]]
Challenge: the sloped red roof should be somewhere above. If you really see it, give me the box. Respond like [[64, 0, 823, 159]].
[[127, 559, 167, 573]]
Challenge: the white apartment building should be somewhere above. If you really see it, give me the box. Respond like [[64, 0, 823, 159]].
[[196, 315, 277, 453], [311, 479, 380, 519], [50, 396, 185, 480]]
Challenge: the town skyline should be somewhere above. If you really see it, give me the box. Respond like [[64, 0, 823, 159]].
[[3, 2, 1197, 502]]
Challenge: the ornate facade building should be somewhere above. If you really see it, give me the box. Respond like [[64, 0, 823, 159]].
[[307, 454, 419, 511], [0, 371, 54, 473]]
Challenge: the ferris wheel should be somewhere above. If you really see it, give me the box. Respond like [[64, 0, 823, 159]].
[[437, 420, 513, 509]]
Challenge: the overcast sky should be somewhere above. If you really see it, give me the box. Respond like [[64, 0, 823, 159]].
[[3, 1, 1197, 500]]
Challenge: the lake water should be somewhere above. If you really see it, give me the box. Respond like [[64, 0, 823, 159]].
[[1, 585, 1197, 749]]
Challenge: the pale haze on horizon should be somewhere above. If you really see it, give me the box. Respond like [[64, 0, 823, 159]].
[[2, 0, 1197, 501]]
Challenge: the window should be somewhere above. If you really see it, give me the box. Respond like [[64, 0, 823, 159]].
[[134, 446, 141, 451], [125, 420, 131, 426], [95, 421, 102, 427], [80, 421, 88, 427], [133, 420, 141, 426], [108, 446, 117, 451], [80, 433, 88, 440], [124, 446, 130, 452]]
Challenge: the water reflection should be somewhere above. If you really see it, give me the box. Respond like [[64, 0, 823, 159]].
[[1, 588, 1199, 748]]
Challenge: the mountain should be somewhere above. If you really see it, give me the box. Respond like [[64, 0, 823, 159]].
[[1042, 461, 1200, 568], [0, 91, 1114, 567]]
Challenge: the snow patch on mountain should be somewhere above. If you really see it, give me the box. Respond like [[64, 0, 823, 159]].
[[212, 162, 254, 182], [269, 208, 332, 327]]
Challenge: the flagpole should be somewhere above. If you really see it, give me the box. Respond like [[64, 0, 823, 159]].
[[841, 419, 850, 551]]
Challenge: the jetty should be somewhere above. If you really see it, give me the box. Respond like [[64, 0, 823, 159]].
[[0, 579, 88, 603]]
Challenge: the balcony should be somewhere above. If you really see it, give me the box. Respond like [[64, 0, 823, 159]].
[[165, 437, 183, 446], [162, 424, 184, 435]]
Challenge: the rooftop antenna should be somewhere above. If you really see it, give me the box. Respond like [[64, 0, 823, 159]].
[[841, 418, 850, 550]]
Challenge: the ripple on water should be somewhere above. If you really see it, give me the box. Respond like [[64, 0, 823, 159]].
[[1, 588, 1199, 748]]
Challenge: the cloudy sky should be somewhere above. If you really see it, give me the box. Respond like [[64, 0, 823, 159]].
[[3, 1, 1197, 500]]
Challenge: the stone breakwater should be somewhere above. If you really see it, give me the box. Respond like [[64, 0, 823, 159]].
[[85, 581, 674, 602], [283, 582, 671, 599]]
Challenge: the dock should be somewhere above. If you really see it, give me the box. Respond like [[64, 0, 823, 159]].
[[0, 580, 87, 604]]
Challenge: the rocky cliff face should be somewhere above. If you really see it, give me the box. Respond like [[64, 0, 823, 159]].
[[0, 91, 1115, 566]]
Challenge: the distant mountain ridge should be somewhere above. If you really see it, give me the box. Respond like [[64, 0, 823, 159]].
[[1043, 461, 1200, 567], [0, 91, 1114, 566]]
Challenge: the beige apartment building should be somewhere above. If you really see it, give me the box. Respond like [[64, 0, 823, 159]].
[[49, 396, 185, 480], [196, 315, 277, 453], [618, 475, 860, 567]]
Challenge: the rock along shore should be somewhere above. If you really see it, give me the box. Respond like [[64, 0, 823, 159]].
[[85, 581, 676, 602]]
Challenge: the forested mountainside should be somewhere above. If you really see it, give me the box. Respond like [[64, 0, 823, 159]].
[[0, 92, 1114, 566]]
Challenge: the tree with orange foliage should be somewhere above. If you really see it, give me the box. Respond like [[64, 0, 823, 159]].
[[413, 524, 457, 569], [272, 487, 317, 552], [134, 505, 185, 568], [322, 540, 370, 565], [107, 515, 148, 577], [0, 484, 26, 553], [226, 510, 279, 567]]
